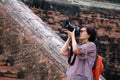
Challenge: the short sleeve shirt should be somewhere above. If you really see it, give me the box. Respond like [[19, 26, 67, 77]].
[[66, 42, 97, 80]]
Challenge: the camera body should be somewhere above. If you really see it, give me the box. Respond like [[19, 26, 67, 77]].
[[64, 21, 81, 36]]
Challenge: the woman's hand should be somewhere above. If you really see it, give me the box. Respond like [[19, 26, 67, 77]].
[[65, 29, 75, 39]]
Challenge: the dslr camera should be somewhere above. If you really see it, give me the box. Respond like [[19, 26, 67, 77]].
[[64, 21, 81, 36]]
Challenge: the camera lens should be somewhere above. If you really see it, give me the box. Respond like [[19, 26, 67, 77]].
[[64, 21, 80, 36]]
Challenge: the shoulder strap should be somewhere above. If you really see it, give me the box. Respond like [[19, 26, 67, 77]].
[[92, 55, 98, 69], [68, 45, 76, 65]]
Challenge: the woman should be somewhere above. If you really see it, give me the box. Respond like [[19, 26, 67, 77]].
[[60, 25, 97, 80]]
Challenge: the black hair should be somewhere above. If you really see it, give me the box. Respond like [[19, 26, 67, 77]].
[[86, 25, 97, 42]]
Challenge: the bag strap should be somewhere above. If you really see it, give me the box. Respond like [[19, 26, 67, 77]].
[[68, 45, 76, 65], [92, 55, 98, 69]]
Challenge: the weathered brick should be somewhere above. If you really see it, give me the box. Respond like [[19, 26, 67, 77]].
[[0, 0, 120, 80]]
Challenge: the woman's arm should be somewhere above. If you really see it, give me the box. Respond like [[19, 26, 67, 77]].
[[70, 30, 82, 55], [60, 37, 71, 56], [71, 34, 82, 54]]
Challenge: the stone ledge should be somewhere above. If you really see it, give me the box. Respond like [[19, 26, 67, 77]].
[[54, 0, 120, 10]]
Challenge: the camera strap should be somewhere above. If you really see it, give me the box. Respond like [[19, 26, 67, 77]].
[[68, 45, 76, 65]]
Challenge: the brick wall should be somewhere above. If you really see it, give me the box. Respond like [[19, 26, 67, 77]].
[[30, 2, 120, 80], [0, 3, 65, 80], [0, 0, 120, 80]]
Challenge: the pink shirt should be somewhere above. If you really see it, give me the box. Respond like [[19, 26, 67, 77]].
[[66, 42, 97, 80]]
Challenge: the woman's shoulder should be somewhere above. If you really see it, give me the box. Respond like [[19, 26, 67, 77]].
[[78, 42, 96, 48], [88, 42, 96, 45], [86, 42, 96, 47]]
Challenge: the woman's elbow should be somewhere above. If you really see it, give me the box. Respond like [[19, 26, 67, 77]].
[[60, 52, 68, 56], [60, 52, 64, 55], [60, 50, 64, 55]]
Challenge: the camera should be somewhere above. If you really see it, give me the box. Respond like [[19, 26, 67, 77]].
[[64, 21, 81, 36]]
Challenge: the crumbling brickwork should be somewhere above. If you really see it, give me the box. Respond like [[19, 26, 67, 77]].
[[0, 4, 65, 80], [0, 0, 120, 80], [30, 2, 120, 80]]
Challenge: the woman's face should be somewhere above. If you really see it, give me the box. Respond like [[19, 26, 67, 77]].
[[79, 27, 90, 41]]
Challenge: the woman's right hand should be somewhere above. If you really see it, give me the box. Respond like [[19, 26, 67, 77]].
[[65, 29, 75, 40]]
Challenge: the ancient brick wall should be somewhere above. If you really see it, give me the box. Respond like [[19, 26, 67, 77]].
[[30, 2, 120, 80], [0, 0, 120, 80], [0, 3, 66, 80]]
